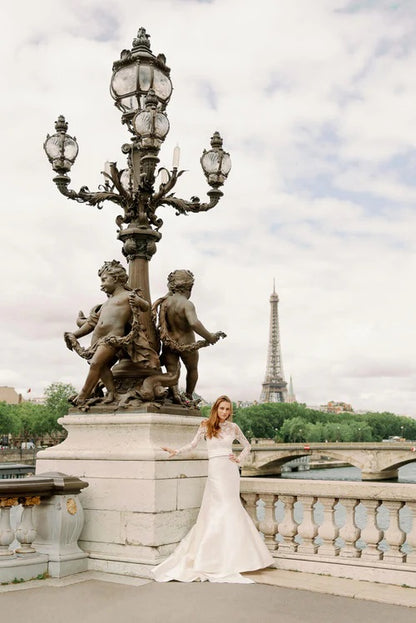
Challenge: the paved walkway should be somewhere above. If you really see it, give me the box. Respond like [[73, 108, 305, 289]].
[[1, 569, 415, 623]]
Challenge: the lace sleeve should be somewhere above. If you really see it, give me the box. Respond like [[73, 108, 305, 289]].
[[175, 423, 206, 456], [234, 423, 251, 464]]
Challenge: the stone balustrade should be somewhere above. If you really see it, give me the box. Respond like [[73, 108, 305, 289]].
[[0, 472, 88, 583], [240, 477, 416, 587]]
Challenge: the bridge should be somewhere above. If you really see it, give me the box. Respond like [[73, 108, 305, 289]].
[[238, 441, 416, 480]]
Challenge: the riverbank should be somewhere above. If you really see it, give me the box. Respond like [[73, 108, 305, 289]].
[[0, 448, 37, 465], [309, 459, 351, 469]]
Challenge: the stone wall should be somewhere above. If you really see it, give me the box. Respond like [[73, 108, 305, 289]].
[[0, 449, 37, 465]]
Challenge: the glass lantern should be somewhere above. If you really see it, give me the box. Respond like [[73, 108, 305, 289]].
[[133, 90, 170, 147], [201, 132, 231, 187], [110, 28, 172, 123], [43, 116, 79, 173]]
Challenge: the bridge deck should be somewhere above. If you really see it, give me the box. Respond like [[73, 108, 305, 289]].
[[1, 569, 414, 622]]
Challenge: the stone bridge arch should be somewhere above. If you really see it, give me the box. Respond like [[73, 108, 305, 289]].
[[241, 443, 416, 480]]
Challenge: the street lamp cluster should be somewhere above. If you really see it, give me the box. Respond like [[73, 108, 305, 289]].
[[43, 28, 231, 408], [43, 27, 231, 240]]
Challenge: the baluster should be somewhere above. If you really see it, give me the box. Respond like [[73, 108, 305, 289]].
[[277, 495, 298, 553], [382, 501, 405, 563], [339, 498, 360, 558], [258, 494, 278, 551], [317, 497, 339, 556], [15, 496, 40, 554], [297, 495, 318, 554], [405, 501, 416, 564], [241, 492, 259, 529], [360, 499, 383, 561], [0, 498, 18, 557]]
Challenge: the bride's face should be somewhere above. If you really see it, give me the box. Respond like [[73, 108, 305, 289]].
[[217, 401, 231, 421]]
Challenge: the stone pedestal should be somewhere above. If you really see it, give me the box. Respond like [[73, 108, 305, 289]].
[[33, 492, 89, 577], [35, 411, 207, 578]]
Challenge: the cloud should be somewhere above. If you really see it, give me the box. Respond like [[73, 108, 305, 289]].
[[1, 0, 416, 417]]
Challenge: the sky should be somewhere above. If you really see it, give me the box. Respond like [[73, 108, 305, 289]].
[[1, 0, 416, 416]]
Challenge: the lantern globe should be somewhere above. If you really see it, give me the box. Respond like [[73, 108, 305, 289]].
[[200, 131, 231, 187], [110, 28, 172, 123], [43, 116, 78, 173]]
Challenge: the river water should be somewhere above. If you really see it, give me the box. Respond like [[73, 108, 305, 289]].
[[278, 462, 416, 483]]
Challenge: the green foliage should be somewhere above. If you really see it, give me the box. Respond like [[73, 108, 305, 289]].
[[44, 382, 76, 418], [0, 382, 76, 447], [42, 382, 76, 444], [0, 402, 14, 435], [233, 402, 416, 442], [12, 402, 47, 441], [200, 405, 210, 418]]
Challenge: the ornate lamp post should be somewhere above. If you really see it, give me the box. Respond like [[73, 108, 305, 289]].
[[44, 28, 230, 297], [43, 28, 230, 407]]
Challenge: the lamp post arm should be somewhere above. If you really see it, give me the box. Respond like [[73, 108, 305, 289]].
[[159, 188, 223, 215], [53, 173, 130, 212], [150, 167, 184, 204]]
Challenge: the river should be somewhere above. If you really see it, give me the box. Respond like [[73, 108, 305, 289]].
[[278, 462, 416, 483]]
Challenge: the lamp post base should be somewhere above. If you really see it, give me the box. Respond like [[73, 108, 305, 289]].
[[35, 411, 207, 578]]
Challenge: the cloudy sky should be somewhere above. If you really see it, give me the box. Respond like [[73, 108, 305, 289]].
[[2, 0, 416, 416]]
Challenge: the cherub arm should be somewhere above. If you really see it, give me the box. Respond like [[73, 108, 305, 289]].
[[64, 305, 101, 350]]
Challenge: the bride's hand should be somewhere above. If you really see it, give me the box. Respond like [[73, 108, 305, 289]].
[[161, 446, 178, 458], [229, 454, 239, 463]]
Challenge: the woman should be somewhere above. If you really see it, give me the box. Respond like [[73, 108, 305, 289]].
[[151, 395, 274, 583]]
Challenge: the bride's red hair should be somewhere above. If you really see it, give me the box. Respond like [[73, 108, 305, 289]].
[[204, 395, 233, 439]]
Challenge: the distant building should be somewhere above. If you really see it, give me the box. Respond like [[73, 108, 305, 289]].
[[236, 400, 257, 409], [320, 401, 354, 414], [28, 396, 46, 405], [0, 386, 22, 404]]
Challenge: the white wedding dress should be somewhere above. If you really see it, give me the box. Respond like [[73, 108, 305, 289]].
[[151, 421, 274, 583]]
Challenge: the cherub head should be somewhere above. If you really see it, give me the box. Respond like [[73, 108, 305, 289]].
[[167, 269, 194, 295], [98, 260, 129, 295]]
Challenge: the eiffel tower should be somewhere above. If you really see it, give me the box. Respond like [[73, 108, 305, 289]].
[[259, 280, 288, 403]]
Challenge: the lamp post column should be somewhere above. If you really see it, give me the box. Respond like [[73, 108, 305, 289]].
[[118, 224, 161, 350]]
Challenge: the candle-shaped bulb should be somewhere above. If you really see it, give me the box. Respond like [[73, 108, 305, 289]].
[[159, 169, 169, 185], [173, 145, 180, 169]]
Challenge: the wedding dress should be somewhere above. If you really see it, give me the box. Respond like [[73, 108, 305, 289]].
[[152, 421, 274, 583]]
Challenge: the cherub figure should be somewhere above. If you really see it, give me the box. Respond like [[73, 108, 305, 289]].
[[153, 269, 225, 402], [64, 260, 159, 406]]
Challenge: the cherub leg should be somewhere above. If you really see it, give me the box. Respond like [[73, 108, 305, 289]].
[[100, 363, 118, 403], [162, 349, 181, 402], [76, 344, 116, 404], [181, 351, 199, 399]]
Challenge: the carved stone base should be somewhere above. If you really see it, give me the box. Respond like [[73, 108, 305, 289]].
[[68, 403, 201, 417], [35, 412, 207, 578]]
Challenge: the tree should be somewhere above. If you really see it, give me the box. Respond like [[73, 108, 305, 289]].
[[0, 402, 13, 436], [279, 417, 309, 442], [43, 382, 76, 444], [8, 402, 46, 446], [44, 382, 76, 418]]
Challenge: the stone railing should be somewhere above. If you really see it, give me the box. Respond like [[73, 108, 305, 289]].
[[240, 477, 416, 587], [0, 472, 88, 583]]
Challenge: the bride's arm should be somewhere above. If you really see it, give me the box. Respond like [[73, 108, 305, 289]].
[[161, 422, 206, 458], [233, 423, 251, 464]]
